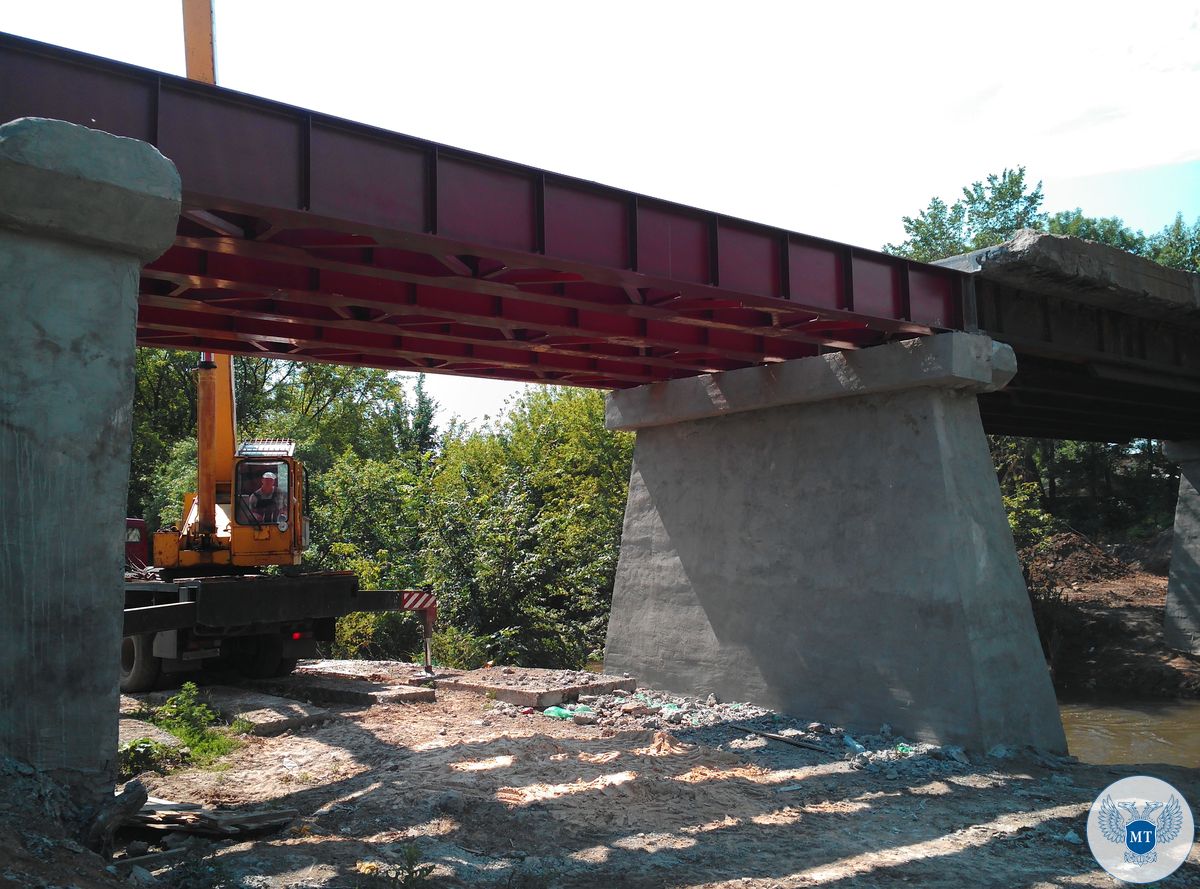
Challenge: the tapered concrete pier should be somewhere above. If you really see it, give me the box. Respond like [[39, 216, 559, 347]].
[[0, 118, 179, 806], [604, 332, 1066, 752], [1164, 441, 1200, 655]]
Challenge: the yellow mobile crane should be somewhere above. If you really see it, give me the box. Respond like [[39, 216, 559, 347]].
[[119, 4, 435, 692], [152, 352, 308, 573], [123, 357, 436, 694]]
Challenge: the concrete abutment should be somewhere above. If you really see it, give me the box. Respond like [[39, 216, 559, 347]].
[[0, 118, 180, 806], [1164, 441, 1200, 655], [603, 332, 1066, 753]]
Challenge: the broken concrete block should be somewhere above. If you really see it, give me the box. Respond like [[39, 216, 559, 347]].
[[200, 686, 330, 736], [249, 675, 435, 707]]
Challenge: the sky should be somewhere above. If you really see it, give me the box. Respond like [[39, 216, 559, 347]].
[[4, 0, 1199, 425]]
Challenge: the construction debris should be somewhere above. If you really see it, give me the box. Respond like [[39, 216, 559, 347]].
[[129, 797, 296, 837], [295, 659, 458, 686], [86, 780, 148, 855], [110, 847, 189, 875]]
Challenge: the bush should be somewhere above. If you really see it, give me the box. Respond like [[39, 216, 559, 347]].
[[333, 611, 424, 660], [430, 622, 586, 670], [430, 626, 489, 670], [152, 682, 241, 765], [117, 738, 185, 779], [1003, 481, 1061, 549]]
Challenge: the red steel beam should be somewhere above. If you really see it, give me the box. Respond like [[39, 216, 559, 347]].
[[0, 32, 970, 389], [137, 292, 753, 377]]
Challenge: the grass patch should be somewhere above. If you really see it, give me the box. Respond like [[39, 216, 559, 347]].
[[151, 682, 245, 767]]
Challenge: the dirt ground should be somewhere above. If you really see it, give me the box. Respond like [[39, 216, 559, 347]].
[[62, 679, 1187, 889], [1021, 531, 1200, 699], [5, 533, 1199, 888]]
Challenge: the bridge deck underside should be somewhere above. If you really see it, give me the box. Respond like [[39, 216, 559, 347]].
[[3, 33, 1199, 441]]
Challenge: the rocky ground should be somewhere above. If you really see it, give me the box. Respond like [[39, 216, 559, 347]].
[[3, 664, 1194, 889]]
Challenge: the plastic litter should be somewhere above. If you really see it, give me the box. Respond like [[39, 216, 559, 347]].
[[895, 743, 914, 755], [542, 706, 573, 720], [842, 734, 866, 755]]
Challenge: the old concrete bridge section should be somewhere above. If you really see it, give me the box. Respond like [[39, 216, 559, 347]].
[[2, 33, 1200, 799]]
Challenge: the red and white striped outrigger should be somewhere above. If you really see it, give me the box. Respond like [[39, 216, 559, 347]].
[[399, 590, 438, 674], [341, 587, 439, 672]]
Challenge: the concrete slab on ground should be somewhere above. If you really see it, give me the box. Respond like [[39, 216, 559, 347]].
[[295, 659, 459, 686], [120, 695, 152, 716], [117, 719, 183, 749], [200, 686, 331, 736], [436, 667, 636, 708], [249, 675, 436, 707]]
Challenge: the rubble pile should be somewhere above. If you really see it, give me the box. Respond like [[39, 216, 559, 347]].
[[0, 756, 124, 888], [1021, 530, 1128, 587], [486, 686, 1072, 779]]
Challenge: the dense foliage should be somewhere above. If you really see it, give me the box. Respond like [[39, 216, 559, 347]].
[[129, 356, 630, 668]]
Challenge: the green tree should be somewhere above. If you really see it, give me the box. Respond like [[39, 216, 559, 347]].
[[129, 349, 198, 519], [959, 167, 1047, 248], [1147, 213, 1200, 273], [306, 452, 427, 588], [885, 167, 1046, 260], [1047, 209, 1148, 255], [421, 388, 633, 667]]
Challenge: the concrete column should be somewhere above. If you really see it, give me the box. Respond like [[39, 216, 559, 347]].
[[0, 118, 180, 806], [1164, 441, 1200, 655], [604, 332, 1066, 753]]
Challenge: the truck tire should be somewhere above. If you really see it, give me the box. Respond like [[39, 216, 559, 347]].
[[120, 634, 161, 693], [273, 658, 298, 678]]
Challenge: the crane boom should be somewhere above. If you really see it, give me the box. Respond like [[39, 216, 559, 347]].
[[180, 1, 235, 537], [181, 0, 216, 84]]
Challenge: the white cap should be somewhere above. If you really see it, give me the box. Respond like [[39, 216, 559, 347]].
[[261, 472, 277, 480]]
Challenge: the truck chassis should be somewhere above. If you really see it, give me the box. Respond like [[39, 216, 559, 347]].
[[121, 574, 435, 692]]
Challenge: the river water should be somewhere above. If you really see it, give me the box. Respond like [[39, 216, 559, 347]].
[[1059, 700, 1200, 768]]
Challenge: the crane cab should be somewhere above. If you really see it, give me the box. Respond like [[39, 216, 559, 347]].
[[152, 439, 307, 571], [229, 439, 306, 566]]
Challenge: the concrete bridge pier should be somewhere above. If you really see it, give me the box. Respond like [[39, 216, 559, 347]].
[[0, 118, 179, 807], [1164, 441, 1200, 655], [603, 332, 1066, 753]]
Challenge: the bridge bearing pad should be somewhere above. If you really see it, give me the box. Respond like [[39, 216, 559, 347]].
[[604, 332, 1066, 753]]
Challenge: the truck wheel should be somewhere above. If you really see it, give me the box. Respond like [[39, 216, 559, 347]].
[[120, 634, 161, 693], [273, 658, 298, 678]]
